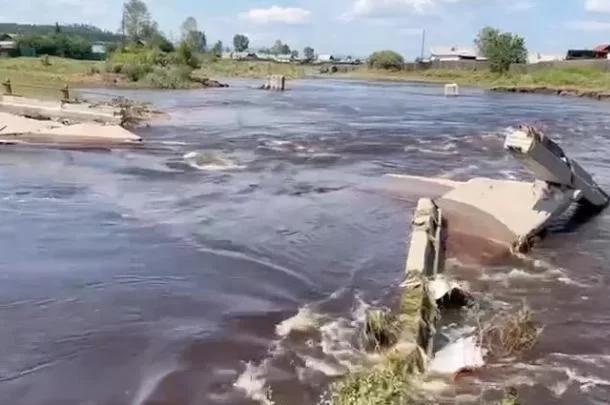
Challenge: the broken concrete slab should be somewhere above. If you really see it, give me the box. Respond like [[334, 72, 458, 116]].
[[0, 111, 141, 145], [387, 126, 607, 255], [0, 95, 121, 125]]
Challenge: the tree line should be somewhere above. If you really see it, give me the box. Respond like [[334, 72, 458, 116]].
[[369, 26, 527, 73]]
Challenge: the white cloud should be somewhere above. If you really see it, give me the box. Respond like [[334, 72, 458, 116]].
[[585, 0, 610, 13], [508, 0, 535, 12], [342, 0, 481, 19], [566, 20, 610, 31], [239, 6, 311, 25], [346, 0, 435, 18]]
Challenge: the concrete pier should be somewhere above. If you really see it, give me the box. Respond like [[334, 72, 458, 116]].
[[261, 75, 286, 91]]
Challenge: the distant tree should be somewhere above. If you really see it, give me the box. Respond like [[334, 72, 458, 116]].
[[303, 46, 314, 61], [368, 50, 404, 70], [123, 0, 151, 42], [177, 40, 201, 68], [55, 22, 61, 34], [290, 49, 299, 59], [211, 40, 223, 56], [233, 34, 249, 52], [271, 40, 291, 55], [181, 17, 206, 52], [475, 26, 527, 73]]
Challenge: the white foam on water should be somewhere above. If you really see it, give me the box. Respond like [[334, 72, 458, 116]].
[[566, 368, 610, 392], [183, 151, 246, 171], [276, 306, 321, 337], [429, 336, 485, 375], [160, 140, 188, 146], [131, 363, 178, 405], [319, 296, 369, 372], [234, 361, 275, 405], [299, 355, 347, 377]]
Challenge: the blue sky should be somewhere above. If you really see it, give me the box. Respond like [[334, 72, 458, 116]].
[[2, 0, 610, 59]]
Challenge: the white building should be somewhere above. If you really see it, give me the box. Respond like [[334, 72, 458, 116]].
[[316, 54, 335, 63], [528, 53, 562, 64], [430, 47, 484, 61]]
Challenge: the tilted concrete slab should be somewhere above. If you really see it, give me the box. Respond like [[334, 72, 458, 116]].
[[0, 112, 141, 145], [0, 95, 121, 124], [387, 126, 608, 256]]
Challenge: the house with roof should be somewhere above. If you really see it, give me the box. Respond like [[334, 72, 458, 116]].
[[430, 47, 486, 61], [0, 33, 17, 57], [594, 44, 610, 59]]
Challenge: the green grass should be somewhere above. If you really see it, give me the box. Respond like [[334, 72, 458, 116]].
[[192, 59, 305, 79], [343, 66, 610, 93], [0, 56, 104, 99]]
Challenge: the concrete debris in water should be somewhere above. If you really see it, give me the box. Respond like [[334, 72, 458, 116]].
[[429, 336, 485, 376], [261, 75, 286, 91], [0, 111, 141, 145], [387, 125, 608, 257]]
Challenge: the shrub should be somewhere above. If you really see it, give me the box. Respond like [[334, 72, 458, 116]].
[[176, 41, 201, 69], [123, 63, 153, 82], [368, 50, 405, 71], [143, 66, 193, 89]]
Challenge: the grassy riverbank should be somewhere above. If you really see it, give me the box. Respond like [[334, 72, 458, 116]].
[[0, 57, 107, 98], [342, 66, 610, 95], [0, 56, 306, 98], [192, 58, 305, 80]]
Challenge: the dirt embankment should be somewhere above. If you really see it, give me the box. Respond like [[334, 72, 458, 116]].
[[490, 86, 610, 100]]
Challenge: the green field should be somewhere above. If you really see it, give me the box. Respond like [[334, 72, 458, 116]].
[[0, 57, 105, 99]]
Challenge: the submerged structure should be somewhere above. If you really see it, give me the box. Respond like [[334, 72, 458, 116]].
[[340, 125, 610, 393], [389, 125, 608, 257]]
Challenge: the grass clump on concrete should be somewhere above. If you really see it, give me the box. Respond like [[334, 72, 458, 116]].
[[330, 353, 424, 405], [498, 387, 521, 405], [365, 308, 401, 351], [330, 274, 437, 405]]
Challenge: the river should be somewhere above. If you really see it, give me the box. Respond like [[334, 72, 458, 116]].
[[1, 79, 610, 405]]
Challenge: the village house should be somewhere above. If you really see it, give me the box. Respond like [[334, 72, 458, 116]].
[[0, 33, 18, 57], [430, 47, 486, 61]]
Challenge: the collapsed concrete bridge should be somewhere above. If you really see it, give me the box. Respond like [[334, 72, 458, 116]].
[[385, 125, 608, 379], [389, 125, 608, 260]]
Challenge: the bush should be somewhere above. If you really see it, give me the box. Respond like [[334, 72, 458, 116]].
[[368, 50, 405, 71], [143, 66, 194, 89], [123, 63, 153, 82], [176, 41, 201, 69]]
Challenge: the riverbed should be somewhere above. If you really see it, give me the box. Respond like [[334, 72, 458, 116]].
[[1, 79, 610, 405]]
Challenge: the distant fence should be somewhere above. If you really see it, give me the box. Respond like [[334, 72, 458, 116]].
[[1, 79, 73, 101], [510, 59, 610, 74], [403, 60, 490, 72]]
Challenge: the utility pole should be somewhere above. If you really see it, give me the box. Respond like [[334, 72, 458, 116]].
[[420, 29, 426, 61]]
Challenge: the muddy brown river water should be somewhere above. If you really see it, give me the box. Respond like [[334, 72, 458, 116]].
[[1, 79, 610, 404]]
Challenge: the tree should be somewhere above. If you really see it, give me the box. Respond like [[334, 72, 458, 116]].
[[233, 34, 249, 52], [181, 17, 206, 52], [271, 40, 290, 55], [290, 50, 299, 59], [123, 0, 151, 42], [303, 46, 314, 61], [55, 22, 61, 34], [368, 50, 404, 70], [475, 26, 527, 73], [211, 40, 223, 56]]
